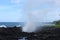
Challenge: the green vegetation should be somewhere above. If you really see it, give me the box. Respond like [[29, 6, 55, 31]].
[[54, 20, 60, 25], [43, 20, 60, 28], [54, 20, 60, 28], [55, 25, 60, 28]]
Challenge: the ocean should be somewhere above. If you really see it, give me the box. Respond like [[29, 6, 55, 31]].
[[0, 22, 24, 27], [0, 22, 55, 27]]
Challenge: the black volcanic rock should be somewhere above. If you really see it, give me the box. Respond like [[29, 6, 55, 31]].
[[0, 26, 60, 40], [26, 27, 60, 40], [0, 27, 22, 40]]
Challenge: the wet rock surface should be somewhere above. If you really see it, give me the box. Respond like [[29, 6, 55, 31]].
[[0, 27, 22, 40], [0, 27, 60, 40], [26, 27, 60, 40]]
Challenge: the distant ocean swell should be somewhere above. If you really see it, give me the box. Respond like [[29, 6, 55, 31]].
[[0, 22, 24, 27]]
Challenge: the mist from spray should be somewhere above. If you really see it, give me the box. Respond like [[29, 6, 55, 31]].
[[22, 12, 37, 32], [22, 9, 57, 32], [22, 11, 45, 32], [22, 0, 60, 32]]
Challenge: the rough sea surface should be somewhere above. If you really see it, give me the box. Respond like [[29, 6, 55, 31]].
[[0, 22, 24, 27]]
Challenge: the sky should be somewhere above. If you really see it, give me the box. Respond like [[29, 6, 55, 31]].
[[0, 0, 24, 22], [0, 0, 60, 22]]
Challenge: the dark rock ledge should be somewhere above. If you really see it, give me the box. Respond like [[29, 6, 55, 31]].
[[0, 26, 60, 40]]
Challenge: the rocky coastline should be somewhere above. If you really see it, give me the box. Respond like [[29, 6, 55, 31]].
[[0, 26, 60, 40]]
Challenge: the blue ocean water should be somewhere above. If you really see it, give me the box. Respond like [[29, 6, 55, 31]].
[[0, 22, 54, 27], [0, 22, 24, 27]]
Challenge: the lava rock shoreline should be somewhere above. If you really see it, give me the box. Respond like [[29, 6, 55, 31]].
[[0, 26, 60, 40]]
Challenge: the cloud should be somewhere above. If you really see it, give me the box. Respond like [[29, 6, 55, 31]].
[[11, 0, 21, 4], [53, 0, 60, 6], [24, 0, 53, 9], [24, 0, 60, 11], [23, 0, 60, 22]]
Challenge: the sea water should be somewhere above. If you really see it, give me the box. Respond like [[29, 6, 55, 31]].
[[0, 22, 24, 27]]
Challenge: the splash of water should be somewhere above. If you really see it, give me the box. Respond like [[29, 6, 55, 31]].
[[22, 12, 40, 32], [23, 20, 37, 32]]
